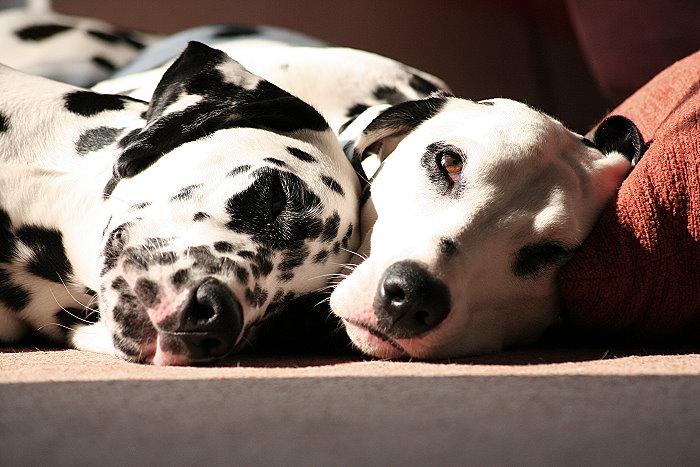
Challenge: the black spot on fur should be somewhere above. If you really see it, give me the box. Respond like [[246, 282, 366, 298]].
[[225, 168, 323, 250], [0, 269, 31, 312], [313, 250, 328, 263], [214, 241, 234, 253], [278, 247, 309, 272], [439, 238, 457, 257], [92, 56, 117, 71], [16, 24, 71, 41], [129, 202, 151, 212], [114, 42, 329, 178], [193, 212, 209, 221], [346, 103, 369, 118], [64, 91, 127, 117], [76, 126, 123, 156], [87, 29, 121, 43], [171, 269, 189, 289], [16, 226, 72, 283], [170, 184, 201, 202], [0, 112, 8, 132], [213, 25, 259, 38], [228, 165, 251, 177], [245, 285, 268, 307], [112, 30, 146, 50], [264, 157, 287, 167], [133, 278, 161, 308], [321, 175, 344, 197], [478, 100, 495, 106], [0, 209, 15, 263], [374, 85, 409, 105], [321, 212, 340, 242], [341, 223, 354, 248], [409, 73, 442, 95], [286, 147, 316, 163], [279, 272, 294, 282]]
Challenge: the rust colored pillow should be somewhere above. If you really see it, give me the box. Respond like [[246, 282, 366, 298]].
[[558, 49, 700, 341]]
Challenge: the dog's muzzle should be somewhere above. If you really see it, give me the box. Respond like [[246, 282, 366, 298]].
[[374, 260, 450, 338], [159, 277, 243, 361]]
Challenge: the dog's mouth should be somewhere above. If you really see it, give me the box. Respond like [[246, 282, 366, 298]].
[[343, 318, 408, 358]]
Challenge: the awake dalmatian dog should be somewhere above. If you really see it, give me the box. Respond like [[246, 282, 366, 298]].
[[0, 42, 361, 365], [330, 97, 643, 359]]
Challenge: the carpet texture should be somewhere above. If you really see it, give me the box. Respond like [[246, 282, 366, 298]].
[[2, 346, 700, 466]]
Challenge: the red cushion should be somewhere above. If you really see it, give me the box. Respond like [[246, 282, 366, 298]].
[[557, 49, 700, 341]]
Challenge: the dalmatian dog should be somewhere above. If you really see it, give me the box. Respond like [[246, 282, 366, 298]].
[[0, 5, 159, 87], [330, 95, 643, 359], [0, 41, 360, 365]]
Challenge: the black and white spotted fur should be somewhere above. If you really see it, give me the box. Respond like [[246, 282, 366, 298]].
[[0, 6, 159, 87], [0, 42, 360, 365]]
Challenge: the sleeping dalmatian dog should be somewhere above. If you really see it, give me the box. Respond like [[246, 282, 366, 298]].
[[330, 96, 643, 359], [0, 42, 360, 365]]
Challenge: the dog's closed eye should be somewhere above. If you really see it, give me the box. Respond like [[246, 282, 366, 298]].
[[512, 241, 573, 279], [268, 172, 287, 222]]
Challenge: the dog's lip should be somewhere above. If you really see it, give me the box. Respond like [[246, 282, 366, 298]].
[[344, 318, 407, 355]]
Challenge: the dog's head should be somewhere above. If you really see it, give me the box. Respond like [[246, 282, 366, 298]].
[[331, 96, 642, 359], [99, 42, 359, 365]]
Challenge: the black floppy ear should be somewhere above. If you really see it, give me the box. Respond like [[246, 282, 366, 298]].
[[115, 41, 329, 178], [346, 95, 450, 168], [589, 115, 645, 166]]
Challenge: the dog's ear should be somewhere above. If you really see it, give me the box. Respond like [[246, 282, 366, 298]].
[[587, 115, 645, 166], [115, 41, 330, 178], [343, 95, 449, 170]]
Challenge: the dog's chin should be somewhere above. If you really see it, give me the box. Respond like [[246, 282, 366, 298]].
[[342, 320, 408, 359]]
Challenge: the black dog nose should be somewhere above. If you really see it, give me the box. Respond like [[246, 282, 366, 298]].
[[169, 278, 243, 360], [374, 260, 451, 338]]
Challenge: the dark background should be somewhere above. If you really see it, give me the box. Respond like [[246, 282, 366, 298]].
[[51, 0, 700, 133]]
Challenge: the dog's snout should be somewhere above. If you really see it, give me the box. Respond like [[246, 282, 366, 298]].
[[170, 277, 243, 360], [374, 260, 450, 338]]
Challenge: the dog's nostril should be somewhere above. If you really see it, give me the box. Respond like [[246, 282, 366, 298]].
[[188, 300, 216, 325], [374, 260, 451, 339], [383, 281, 406, 304]]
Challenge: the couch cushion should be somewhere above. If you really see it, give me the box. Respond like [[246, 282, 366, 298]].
[[558, 49, 700, 341]]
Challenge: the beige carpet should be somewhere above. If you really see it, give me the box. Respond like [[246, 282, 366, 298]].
[[2, 345, 700, 466]]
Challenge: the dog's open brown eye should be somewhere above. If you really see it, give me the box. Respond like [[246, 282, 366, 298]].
[[440, 153, 463, 182]]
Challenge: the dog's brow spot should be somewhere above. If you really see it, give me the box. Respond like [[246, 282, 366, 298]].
[[439, 238, 458, 257], [227, 164, 251, 177], [264, 157, 287, 167], [321, 175, 345, 196], [286, 146, 316, 163], [170, 184, 201, 202], [193, 212, 209, 222]]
